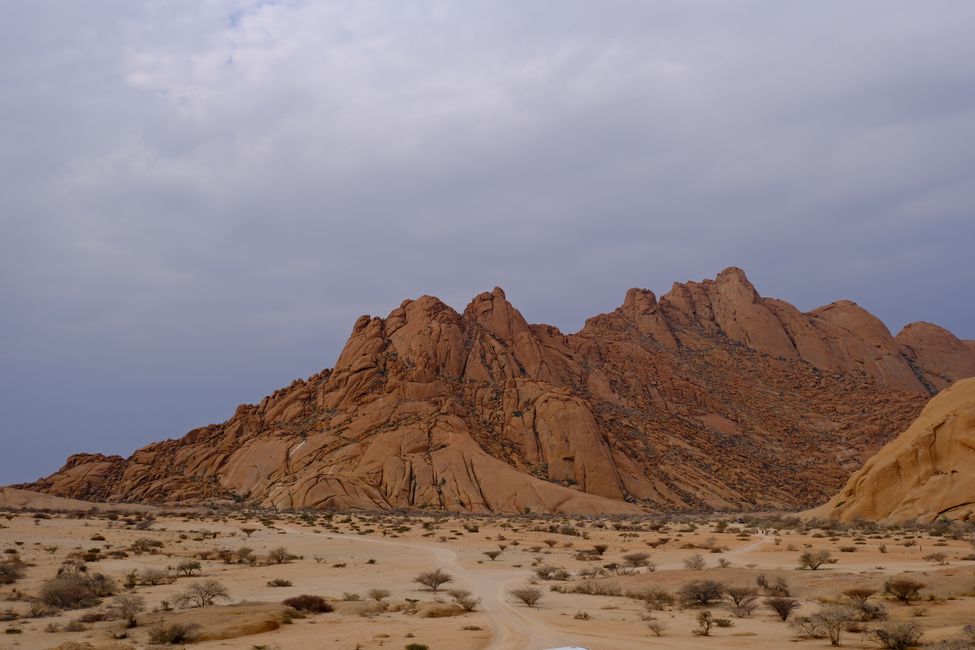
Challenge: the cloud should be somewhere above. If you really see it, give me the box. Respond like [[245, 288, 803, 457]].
[[1, 1, 974, 482]]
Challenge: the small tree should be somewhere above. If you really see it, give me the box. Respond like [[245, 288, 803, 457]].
[[679, 580, 725, 607], [684, 553, 706, 570], [267, 547, 292, 564], [368, 588, 391, 601], [592, 544, 609, 556], [175, 560, 201, 577], [623, 552, 653, 570], [725, 586, 759, 618], [449, 589, 480, 612], [0, 560, 25, 585], [884, 578, 925, 604], [148, 622, 199, 644], [765, 597, 801, 621], [694, 611, 714, 636], [111, 593, 145, 628], [484, 550, 502, 561], [842, 587, 876, 607], [414, 568, 453, 593], [811, 605, 855, 646], [174, 580, 230, 608], [640, 613, 667, 636], [510, 587, 542, 608], [873, 622, 923, 650], [798, 549, 837, 570]]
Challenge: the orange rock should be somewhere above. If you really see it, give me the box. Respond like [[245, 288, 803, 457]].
[[25, 268, 973, 514], [809, 378, 975, 523]]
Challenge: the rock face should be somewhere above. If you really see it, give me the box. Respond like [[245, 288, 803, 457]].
[[25, 268, 973, 514], [810, 378, 975, 523], [895, 322, 975, 392]]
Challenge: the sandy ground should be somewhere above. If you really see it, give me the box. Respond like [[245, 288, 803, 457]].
[[0, 496, 973, 649]]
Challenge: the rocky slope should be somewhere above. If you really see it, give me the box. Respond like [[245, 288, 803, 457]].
[[24, 268, 975, 514], [809, 377, 975, 523]]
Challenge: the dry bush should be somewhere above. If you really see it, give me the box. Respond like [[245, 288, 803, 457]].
[[679, 580, 725, 606], [174, 579, 230, 608], [40, 572, 117, 609], [884, 578, 925, 604], [798, 549, 837, 570], [534, 565, 571, 580], [873, 621, 923, 650], [483, 550, 502, 561], [283, 595, 332, 613], [148, 622, 199, 644], [110, 593, 145, 627], [267, 578, 292, 588], [790, 615, 825, 639], [510, 587, 542, 608], [367, 589, 390, 601], [175, 560, 201, 577], [811, 604, 856, 646], [0, 561, 25, 585], [414, 569, 453, 593], [765, 597, 801, 621], [267, 546, 295, 564], [628, 588, 674, 610], [725, 586, 759, 618], [683, 553, 706, 570], [449, 589, 480, 612]]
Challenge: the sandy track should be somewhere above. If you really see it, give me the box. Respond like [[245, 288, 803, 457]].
[[326, 531, 572, 650]]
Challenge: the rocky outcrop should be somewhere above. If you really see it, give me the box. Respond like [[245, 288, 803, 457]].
[[809, 378, 975, 523], [896, 322, 975, 392], [25, 268, 973, 514]]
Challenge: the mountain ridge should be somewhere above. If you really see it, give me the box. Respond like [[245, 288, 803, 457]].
[[24, 267, 975, 515]]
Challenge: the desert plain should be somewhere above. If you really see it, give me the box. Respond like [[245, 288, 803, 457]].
[[0, 489, 972, 650]]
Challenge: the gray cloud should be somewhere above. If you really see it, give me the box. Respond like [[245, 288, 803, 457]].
[[2, 1, 974, 483]]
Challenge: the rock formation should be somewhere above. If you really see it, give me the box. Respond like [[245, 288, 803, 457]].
[[809, 377, 975, 523], [24, 268, 973, 514]]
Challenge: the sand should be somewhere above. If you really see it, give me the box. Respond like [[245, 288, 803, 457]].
[[0, 493, 973, 649]]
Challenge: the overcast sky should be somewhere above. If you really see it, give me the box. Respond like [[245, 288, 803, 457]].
[[2, 1, 974, 484]]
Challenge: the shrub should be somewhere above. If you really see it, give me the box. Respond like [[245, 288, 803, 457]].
[[679, 580, 725, 606], [534, 565, 570, 580], [884, 578, 925, 604], [790, 615, 825, 639], [405, 644, 429, 650], [449, 590, 480, 612], [140, 568, 171, 586], [0, 561, 25, 585], [725, 586, 759, 617], [642, 615, 667, 636], [175, 560, 201, 577], [110, 594, 145, 627], [40, 572, 117, 609], [283, 595, 332, 613], [684, 553, 706, 570], [510, 587, 542, 608], [629, 588, 673, 610], [623, 552, 653, 570], [694, 611, 715, 636], [798, 549, 837, 570], [368, 588, 391, 601], [267, 578, 292, 587], [414, 569, 453, 592], [873, 621, 923, 650], [148, 622, 199, 644], [765, 597, 801, 621], [483, 550, 501, 561], [811, 604, 856, 646], [267, 546, 294, 564], [174, 579, 230, 608]]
